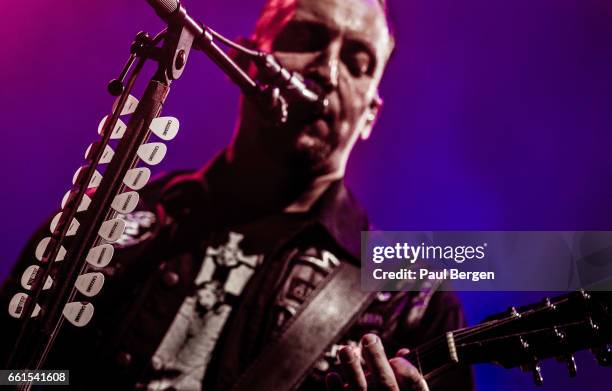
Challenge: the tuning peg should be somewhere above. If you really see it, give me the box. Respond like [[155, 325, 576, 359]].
[[542, 297, 556, 310], [61, 190, 91, 212], [577, 289, 591, 301], [137, 142, 167, 166], [566, 355, 577, 377], [72, 166, 103, 189], [21, 265, 53, 290], [553, 326, 567, 342], [111, 191, 140, 214], [532, 363, 544, 386], [97, 116, 127, 139], [150, 116, 179, 141], [595, 345, 612, 366], [123, 167, 150, 190], [85, 142, 114, 164], [98, 218, 126, 243], [86, 244, 114, 268], [112, 94, 139, 116], [50, 212, 79, 236], [75, 272, 105, 297], [35, 237, 66, 262], [588, 317, 600, 334], [8, 293, 41, 319], [508, 306, 521, 318], [62, 302, 94, 327]]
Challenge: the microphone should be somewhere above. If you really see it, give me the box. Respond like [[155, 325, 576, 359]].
[[145, 0, 328, 123]]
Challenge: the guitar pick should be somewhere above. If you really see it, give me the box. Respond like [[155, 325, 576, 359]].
[[72, 166, 103, 189], [62, 302, 94, 327], [98, 218, 125, 243], [75, 272, 105, 297], [150, 117, 179, 141], [21, 265, 53, 290], [61, 191, 91, 212], [35, 237, 66, 262], [111, 191, 139, 214], [137, 142, 167, 166], [97, 116, 127, 139], [50, 213, 79, 236], [85, 142, 115, 165], [123, 167, 150, 190], [112, 94, 139, 116], [8, 293, 41, 319], [86, 244, 114, 268]]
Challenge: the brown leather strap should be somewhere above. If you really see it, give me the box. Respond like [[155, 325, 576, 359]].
[[230, 262, 374, 391]]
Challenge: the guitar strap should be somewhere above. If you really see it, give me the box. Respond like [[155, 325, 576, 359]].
[[229, 261, 375, 391]]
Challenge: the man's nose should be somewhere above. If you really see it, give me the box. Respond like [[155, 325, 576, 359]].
[[305, 45, 340, 93]]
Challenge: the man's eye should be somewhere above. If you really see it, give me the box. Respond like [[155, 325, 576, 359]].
[[342, 44, 375, 77], [272, 22, 326, 53], [347, 51, 372, 77]]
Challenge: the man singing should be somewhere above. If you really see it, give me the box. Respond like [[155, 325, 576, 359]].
[[1, 0, 473, 390]]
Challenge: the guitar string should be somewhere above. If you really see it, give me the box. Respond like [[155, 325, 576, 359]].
[[454, 320, 588, 349], [413, 319, 589, 378], [418, 295, 573, 356], [407, 295, 581, 374]]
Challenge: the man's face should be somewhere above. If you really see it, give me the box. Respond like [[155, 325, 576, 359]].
[[250, 0, 392, 176]]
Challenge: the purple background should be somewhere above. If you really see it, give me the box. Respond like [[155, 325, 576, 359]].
[[1, 0, 611, 389]]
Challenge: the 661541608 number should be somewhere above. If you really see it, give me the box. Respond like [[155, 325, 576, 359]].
[[0, 370, 69, 385]]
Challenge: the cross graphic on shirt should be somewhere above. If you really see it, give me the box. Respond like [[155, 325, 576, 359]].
[[196, 232, 262, 301]]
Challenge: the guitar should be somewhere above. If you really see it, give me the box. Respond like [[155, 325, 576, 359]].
[[406, 290, 611, 386]]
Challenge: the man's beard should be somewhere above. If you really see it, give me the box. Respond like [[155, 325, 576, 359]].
[[292, 132, 334, 174], [256, 116, 338, 177]]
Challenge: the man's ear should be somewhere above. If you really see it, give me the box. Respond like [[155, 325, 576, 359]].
[[360, 95, 383, 141]]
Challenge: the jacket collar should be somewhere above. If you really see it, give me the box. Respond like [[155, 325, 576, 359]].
[[308, 179, 370, 261], [177, 152, 370, 261]]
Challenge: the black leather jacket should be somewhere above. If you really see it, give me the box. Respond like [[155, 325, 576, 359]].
[[1, 156, 473, 390]]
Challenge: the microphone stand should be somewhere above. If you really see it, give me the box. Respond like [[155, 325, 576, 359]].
[[6, 16, 197, 379], [6, 0, 324, 379]]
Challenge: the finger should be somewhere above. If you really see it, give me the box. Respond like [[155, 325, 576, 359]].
[[396, 348, 411, 357], [353, 346, 364, 363], [361, 334, 399, 391], [389, 357, 429, 391], [339, 345, 368, 391], [325, 372, 346, 391]]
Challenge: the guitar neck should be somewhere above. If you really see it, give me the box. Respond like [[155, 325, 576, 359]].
[[407, 331, 464, 380], [406, 291, 612, 382]]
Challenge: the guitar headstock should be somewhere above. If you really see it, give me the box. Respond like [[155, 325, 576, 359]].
[[451, 291, 612, 385]]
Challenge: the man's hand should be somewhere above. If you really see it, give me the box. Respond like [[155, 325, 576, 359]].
[[326, 333, 429, 391]]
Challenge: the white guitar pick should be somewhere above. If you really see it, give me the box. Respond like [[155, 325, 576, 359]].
[[137, 142, 167, 166], [35, 237, 66, 262], [21, 265, 53, 290], [61, 191, 91, 212], [8, 293, 41, 319], [97, 116, 127, 139], [112, 94, 139, 116], [123, 167, 150, 191], [111, 191, 139, 214], [62, 302, 94, 327], [86, 244, 114, 268], [72, 167, 103, 189], [85, 142, 114, 164], [98, 218, 125, 243], [75, 272, 105, 297], [50, 213, 79, 236], [150, 117, 179, 141]]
